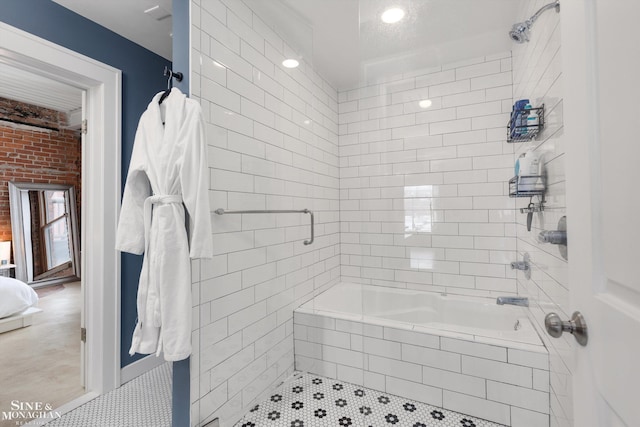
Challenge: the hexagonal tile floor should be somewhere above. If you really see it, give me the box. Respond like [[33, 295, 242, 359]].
[[235, 372, 506, 427]]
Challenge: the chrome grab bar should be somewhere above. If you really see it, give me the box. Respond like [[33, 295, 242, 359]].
[[214, 208, 314, 245]]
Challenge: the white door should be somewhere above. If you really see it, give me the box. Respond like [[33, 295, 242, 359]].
[[562, 1, 640, 426]]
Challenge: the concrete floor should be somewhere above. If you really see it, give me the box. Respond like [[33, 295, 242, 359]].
[[0, 281, 84, 426]]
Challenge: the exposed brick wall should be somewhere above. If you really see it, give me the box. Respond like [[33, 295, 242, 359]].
[[0, 122, 81, 257]]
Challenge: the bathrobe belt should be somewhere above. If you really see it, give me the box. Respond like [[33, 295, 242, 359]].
[[143, 194, 183, 257], [130, 194, 183, 356]]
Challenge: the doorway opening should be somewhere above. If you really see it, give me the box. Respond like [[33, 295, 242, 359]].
[[0, 77, 85, 413], [0, 21, 121, 420]]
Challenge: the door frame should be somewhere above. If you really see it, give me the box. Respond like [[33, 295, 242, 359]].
[[0, 22, 122, 396], [562, 1, 599, 420]]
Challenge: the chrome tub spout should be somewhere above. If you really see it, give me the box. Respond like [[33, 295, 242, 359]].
[[496, 296, 529, 307]]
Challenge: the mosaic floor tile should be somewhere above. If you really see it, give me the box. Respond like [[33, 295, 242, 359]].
[[44, 362, 172, 426], [235, 372, 505, 427]]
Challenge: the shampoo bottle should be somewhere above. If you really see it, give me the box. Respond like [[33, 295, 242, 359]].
[[520, 104, 533, 135], [511, 99, 529, 138], [527, 107, 539, 137]]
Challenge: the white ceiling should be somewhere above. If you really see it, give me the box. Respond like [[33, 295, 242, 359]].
[[43, 0, 524, 90], [281, 0, 525, 89], [52, 0, 173, 60], [276, 0, 361, 90], [0, 62, 82, 116]]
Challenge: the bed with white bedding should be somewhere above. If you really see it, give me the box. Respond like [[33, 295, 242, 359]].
[[0, 277, 41, 333]]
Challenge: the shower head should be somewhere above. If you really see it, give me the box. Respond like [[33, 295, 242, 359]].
[[509, 22, 531, 43], [509, 1, 560, 44]]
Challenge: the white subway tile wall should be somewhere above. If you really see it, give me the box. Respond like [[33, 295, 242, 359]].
[[294, 312, 550, 427], [188, 0, 565, 425], [338, 53, 517, 298], [511, 2, 567, 427], [191, 0, 340, 425]]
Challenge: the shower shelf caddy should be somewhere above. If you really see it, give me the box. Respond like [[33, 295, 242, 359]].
[[509, 175, 545, 198], [507, 104, 545, 142]]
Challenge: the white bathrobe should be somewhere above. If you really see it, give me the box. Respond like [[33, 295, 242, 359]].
[[116, 87, 212, 361]]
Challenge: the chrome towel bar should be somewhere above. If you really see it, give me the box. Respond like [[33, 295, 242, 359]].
[[214, 208, 314, 245]]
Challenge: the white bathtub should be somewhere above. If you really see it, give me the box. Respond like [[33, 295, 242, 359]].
[[298, 282, 543, 346], [293, 282, 550, 425]]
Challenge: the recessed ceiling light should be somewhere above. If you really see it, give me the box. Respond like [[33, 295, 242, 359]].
[[419, 99, 433, 109], [144, 4, 171, 21], [303, 119, 311, 125], [381, 7, 405, 24], [282, 59, 299, 69]]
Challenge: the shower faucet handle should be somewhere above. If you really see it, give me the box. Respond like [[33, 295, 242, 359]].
[[538, 216, 568, 261], [538, 230, 567, 245], [510, 253, 531, 279], [510, 261, 529, 270]]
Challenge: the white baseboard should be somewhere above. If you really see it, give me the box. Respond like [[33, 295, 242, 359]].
[[120, 354, 167, 385]]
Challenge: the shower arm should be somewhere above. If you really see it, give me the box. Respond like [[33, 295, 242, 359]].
[[526, 1, 560, 28]]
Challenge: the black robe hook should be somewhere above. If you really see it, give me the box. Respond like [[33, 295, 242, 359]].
[[159, 66, 184, 104]]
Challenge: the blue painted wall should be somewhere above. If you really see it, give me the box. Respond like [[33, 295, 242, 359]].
[[0, 0, 170, 368]]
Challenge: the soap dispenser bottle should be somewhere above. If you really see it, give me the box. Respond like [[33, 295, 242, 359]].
[[518, 150, 540, 192]]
